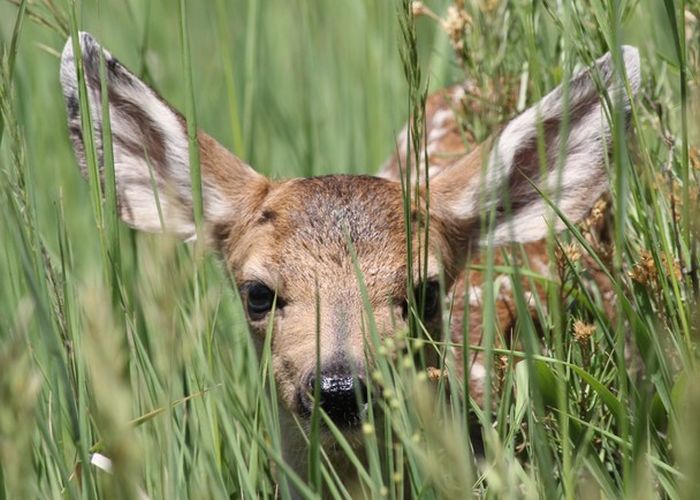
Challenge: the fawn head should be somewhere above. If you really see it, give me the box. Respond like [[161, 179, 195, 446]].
[[61, 33, 640, 432]]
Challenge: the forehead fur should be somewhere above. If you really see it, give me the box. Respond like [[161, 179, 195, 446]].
[[274, 175, 406, 250], [228, 175, 446, 301]]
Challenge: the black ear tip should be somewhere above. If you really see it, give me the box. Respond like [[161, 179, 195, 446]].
[[60, 32, 105, 83], [61, 31, 99, 63]]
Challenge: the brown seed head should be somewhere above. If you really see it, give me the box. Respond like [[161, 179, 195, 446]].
[[581, 197, 608, 236], [556, 242, 582, 266], [629, 250, 681, 288], [573, 320, 596, 344], [442, 6, 471, 52], [426, 366, 445, 382]]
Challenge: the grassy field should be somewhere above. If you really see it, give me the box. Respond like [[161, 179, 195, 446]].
[[0, 0, 699, 498]]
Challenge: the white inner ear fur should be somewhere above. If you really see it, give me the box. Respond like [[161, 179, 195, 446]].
[[486, 106, 611, 244], [446, 46, 640, 246], [60, 32, 231, 239]]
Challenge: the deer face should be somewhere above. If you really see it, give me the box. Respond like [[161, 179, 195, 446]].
[[60, 33, 640, 433], [225, 175, 450, 428]]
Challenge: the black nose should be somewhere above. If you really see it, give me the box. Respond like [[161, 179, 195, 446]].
[[301, 374, 368, 427]]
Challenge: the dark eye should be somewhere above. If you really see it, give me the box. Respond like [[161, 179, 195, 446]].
[[245, 283, 278, 319], [419, 281, 440, 320], [402, 280, 441, 321]]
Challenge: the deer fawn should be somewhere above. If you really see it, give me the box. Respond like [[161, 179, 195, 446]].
[[61, 32, 640, 490]]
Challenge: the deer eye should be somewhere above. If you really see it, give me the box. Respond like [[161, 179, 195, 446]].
[[402, 280, 441, 321], [245, 283, 279, 319], [419, 281, 441, 320]]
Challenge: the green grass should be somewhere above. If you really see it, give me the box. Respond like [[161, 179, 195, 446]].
[[1, 0, 699, 498]]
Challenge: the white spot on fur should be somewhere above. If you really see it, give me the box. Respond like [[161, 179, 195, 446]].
[[427, 165, 442, 178], [451, 85, 466, 103], [470, 362, 486, 387], [427, 126, 449, 143], [494, 274, 512, 295], [467, 285, 482, 306], [431, 109, 454, 129], [521, 291, 539, 309]]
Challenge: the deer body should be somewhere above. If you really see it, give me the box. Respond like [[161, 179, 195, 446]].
[[60, 33, 640, 492]]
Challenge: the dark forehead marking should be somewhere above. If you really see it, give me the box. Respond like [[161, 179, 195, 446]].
[[257, 209, 277, 225]]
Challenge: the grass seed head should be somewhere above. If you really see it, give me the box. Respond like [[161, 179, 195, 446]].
[[573, 320, 596, 344], [629, 250, 656, 286], [426, 366, 445, 382], [629, 250, 682, 288], [581, 197, 609, 237], [442, 6, 471, 53], [556, 243, 582, 271], [411, 1, 427, 17]]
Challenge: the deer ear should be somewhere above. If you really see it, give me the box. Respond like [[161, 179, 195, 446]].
[[431, 46, 641, 248], [60, 32, 268, 243]]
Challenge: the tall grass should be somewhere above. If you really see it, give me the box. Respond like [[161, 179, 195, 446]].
[[0, 0, 698, 498]]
